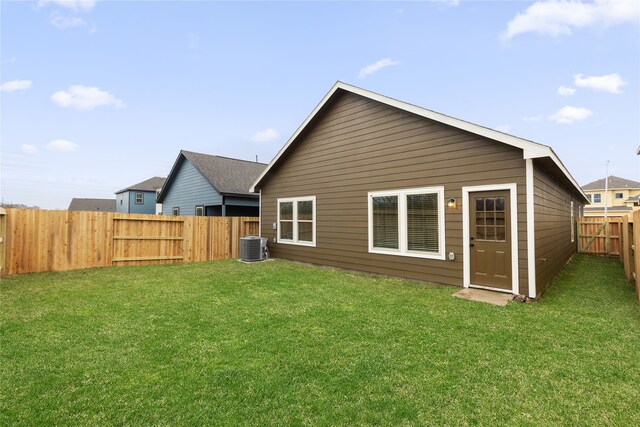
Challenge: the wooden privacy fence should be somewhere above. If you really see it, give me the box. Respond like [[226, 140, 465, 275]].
[[0, 208, 259, 276], [577, 216, 622, 256], [603, 212, 640, 303]]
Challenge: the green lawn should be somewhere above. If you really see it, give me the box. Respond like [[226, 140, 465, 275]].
[[1, 255, 639, 426]]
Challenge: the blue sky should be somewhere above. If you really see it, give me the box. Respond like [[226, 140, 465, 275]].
[[1, 0, 639, 209]]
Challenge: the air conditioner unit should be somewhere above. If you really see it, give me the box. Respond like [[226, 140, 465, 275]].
[[240, 236, 267, 262]]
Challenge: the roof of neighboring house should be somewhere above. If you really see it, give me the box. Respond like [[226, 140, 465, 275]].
[[625, 195, 640, 203], [157, 150, 267, 202], [582, 176, 640, 191], [250, 81, 587, 202], [68, 198, 116, 212], [116, 176, 166, 194]]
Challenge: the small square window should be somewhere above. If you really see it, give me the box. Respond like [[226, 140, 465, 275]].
[[195, 206, 204, 216], [172, 207, 180, 216], [593, 193, 601, 203], [135, 192, 144, 205], [615, 192, 623, 199]]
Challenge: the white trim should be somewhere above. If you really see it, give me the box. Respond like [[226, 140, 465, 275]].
[[462, 183, 519, 295], [276, 196, 316, 247], [526, 159, 537, 299], [469, 284, 514, 294], [367, 186, 446, 260], [250, 81, 587, 203]]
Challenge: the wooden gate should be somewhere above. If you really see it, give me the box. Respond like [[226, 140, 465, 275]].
[[112, 216, 185, 266], [577, 217, 621, 256]]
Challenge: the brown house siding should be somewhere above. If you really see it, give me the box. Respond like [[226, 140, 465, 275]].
[[259, 91, 530, 291], [533, 161, 580, 295]]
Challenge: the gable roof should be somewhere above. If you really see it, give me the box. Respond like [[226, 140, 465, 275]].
[[68, 198, 116, 212], [250, 81, 587, 202], [157, 150, 267, 202], [115, 176, 166, 194], [582, 176, 640, 191]]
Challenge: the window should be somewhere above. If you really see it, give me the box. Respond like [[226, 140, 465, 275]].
[[195, 206, 204, 216], [586, 194, 592, 203], [135, 192, 144, 205], [570, 200, 575, 243], [615, 192, 623, 199], [368, 187, 445, 260], [593, 193, 601, 203], [277, 196, 316, 246], [172, 207, 180, 216]]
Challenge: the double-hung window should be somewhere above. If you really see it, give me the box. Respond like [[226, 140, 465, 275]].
[[593, 193, 601, 203], [368, 186, 445, 260], [135, 192, 144, 205], [277, 196, 316, 246]]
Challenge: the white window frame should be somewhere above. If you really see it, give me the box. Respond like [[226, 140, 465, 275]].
[[277, 196, 316, 247], [367, 186, 445, 260], [195, 205, 204, 216], [135, 192, 144, 205], [570, 200, 575, 243], [593, 193, 602, 203], [172, 207, 180, 216]]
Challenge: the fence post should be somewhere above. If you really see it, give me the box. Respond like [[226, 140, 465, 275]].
[[634, 212, 640, 302], [622, 216, 630, 280], [0, 208, 6, 276]]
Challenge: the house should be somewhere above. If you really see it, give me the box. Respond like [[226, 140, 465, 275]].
[[157, 150, 267, 216], [115, 177, 166, 215], [581, 176, 640, 217], [250, 82, 588, 298], [68, 198, 116, 212]]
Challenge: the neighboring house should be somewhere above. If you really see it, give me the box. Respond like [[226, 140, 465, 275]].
[[251, 82, 588, 298], [115, 177, 166, 214], [157, 150, 267, 216], [68, 198, 116, 212], [581, 176, 640, 217]]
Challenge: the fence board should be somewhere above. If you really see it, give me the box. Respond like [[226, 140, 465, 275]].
[[1, 209, 259, 275]]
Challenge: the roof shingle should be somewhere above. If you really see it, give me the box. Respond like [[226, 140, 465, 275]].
[[582, 176, 640, 190]]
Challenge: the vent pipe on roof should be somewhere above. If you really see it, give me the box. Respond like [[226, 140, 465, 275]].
[[255, 155, 258, 163]]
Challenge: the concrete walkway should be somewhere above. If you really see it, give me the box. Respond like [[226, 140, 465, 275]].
[[452, 288, 513, 306]]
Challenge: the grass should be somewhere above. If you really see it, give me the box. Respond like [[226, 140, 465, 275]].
[[1, 254, 639, 426]]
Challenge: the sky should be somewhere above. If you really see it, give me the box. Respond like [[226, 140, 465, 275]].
[[1, 0, 639, 210]]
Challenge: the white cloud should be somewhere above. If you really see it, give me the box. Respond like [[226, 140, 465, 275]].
[[550, 106, 593, 124], [503, 0, 640, 39], [46, 139, 79, 152], [51, 85, 124, 110], [524, 114, 543, 122], [494, 125, 511, 133], [1, 80, 33, 93], [21, 144, 38, 155], [358, 58, 400, 79], [50, 13, 88, 29], [250, 128, 280, 143], [557, 86, 576, 96], [574, 73, 627, 94], [38, 0, 97, 12]]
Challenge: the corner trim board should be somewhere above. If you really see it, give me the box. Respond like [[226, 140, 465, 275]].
[[526, 159, 537, 298]]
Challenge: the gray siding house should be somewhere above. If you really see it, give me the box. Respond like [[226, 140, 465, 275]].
[[251, 82, 588, 298], [157, 150, 266, 216], [115, 177, 166, 214]]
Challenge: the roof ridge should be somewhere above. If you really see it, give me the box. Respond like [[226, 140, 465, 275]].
[[182, 149, 268, 165]]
